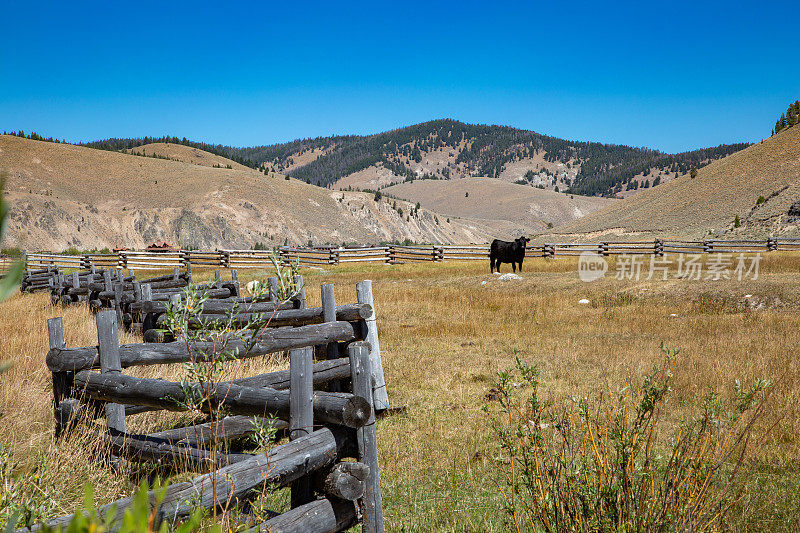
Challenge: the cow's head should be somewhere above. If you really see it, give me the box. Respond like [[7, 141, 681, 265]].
[[516, 236, 531, 249]]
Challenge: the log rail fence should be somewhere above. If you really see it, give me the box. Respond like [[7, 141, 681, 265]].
[[24, 278, 389, 533], [20, 237, 799, 273]]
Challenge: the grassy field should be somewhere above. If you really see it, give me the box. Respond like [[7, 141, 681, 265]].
[[1, 256, 799, 530]]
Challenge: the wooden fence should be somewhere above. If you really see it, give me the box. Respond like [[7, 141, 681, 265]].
[[27, 279, 389, 532], [20, 238, 800, 272]]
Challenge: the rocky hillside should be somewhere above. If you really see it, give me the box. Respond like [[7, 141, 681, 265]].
[[549, 124, 800, 240], [245, 120, 747, 196], [0, 136, 532, 251]]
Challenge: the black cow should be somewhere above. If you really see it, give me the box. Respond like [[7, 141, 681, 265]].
[[490, 236, 530, 273]]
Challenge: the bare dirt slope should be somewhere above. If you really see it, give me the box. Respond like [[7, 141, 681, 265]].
[[384, 177, 615, 231], [0, 136, 529, 251], [551, 126, 800, 241]]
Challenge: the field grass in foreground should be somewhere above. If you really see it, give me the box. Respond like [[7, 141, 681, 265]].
[[1, 255, 799, 531]]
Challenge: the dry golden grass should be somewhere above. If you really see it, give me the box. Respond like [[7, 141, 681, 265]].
[[124, 143, 252, 171], [1, 257, 799, 530]]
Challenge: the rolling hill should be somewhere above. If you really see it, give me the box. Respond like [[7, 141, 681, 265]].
[[123, 143, 253, 171], [549, 124, 800, 240], [384, 178, 615, 232], [0, 135, 534, 251], [84, 120, 749, 197]]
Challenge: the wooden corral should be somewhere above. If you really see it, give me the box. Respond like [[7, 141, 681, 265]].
[[21, 279, 390, 532]]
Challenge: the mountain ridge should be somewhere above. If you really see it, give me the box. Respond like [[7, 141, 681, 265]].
[[71, 119, 749, 197]]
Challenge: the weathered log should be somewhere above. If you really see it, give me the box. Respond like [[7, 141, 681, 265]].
[[125, 287, 233, 308], [142, 328, 168, 343], [87, 278, 188, 292], [349, 341, 384, 532], [48, 317, 72, 439], [126, 359, 353, 417], [96, 311, 125, 433], [253, 497, 359, 533], [23, 427, 351, 531], [320, 283, 343, 393], [356, 280, 389, 411], [313, 462, 370, 501], [135, 299, 296, 315], [154, 303, 372, 329], [47, 321, 358, 372], [290, 347, 314, 507], [228, 358, 351, 391], [147, 415, 287, 446], [102, 429, 253, 468], [72, 371, 370, 428]]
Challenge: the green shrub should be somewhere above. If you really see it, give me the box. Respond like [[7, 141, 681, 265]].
[[8, 480, 212, 532], [485, 347, 769, 532]]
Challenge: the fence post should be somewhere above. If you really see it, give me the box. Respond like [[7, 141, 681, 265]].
[[294, 275, 307, 309], [231, 270, 240, 297], [289, 346, 314, 508], [71, 272, 80, 301], [102, 271, 112, 310], [349, 341, 384, 533], [114, 282, 124, 326], [268, 276, 279, 303], [82, 254, 91, 270], [321, 283, 341, 392], [48, 317, 71, 439], [356, 280, 389, 412], [96, 310, 126, 434], [141, 284, 154, 335]]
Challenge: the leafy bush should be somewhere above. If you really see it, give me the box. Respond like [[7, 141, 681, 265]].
[[485, 347, 769, 532]]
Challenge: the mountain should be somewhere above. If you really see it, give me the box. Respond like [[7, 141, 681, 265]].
[[383, 178, 615, 232], [0, 135, 532, 251], [81, 120, 748, 198], [549, 124, 800, 240]]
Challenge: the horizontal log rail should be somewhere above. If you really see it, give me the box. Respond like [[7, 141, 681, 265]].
[[47, 321, 359, 372], [154, 302, 372, 329], [73, 371, 371, 428], [21, 427, 353, 531]]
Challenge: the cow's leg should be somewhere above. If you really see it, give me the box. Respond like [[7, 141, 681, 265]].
[[489, 257, 494, 273], [512, 262, 516, 273], [519, 261, 523, 272]]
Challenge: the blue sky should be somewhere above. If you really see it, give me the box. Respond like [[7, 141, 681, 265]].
[[1, 1, 798, 153]]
